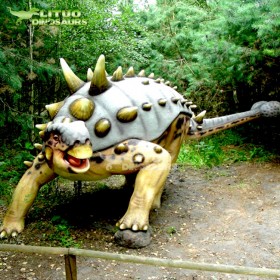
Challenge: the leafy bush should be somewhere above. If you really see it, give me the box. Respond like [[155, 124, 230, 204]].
[[178, 130, 275, 168]]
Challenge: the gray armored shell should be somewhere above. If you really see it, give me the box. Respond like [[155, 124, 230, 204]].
[[54, 77, 192, 152]]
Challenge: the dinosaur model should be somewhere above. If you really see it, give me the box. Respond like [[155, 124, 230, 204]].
[[1, 55, 279, 247]]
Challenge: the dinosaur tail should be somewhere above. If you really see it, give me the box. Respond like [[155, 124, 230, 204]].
[[187, 101, 280, 139]]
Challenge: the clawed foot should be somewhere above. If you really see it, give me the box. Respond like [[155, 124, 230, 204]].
[[116, 209, 149, 232], [0, 217, 24, 239], [0, 229, 19, 239]]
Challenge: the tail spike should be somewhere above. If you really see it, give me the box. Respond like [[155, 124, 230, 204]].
[[193, 110, 206, 124]]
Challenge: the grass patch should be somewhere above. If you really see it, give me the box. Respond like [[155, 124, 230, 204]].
[[178, 129, 276, 168]]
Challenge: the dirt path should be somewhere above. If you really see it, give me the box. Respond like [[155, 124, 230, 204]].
[[0, 161, 280, 279]]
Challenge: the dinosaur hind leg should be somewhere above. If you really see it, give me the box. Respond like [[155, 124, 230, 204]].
[[155, 114, 190, 163], [151, 115, 190, 208]]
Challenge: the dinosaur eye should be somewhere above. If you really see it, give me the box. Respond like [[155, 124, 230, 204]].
[[53, 135, 59, 141]]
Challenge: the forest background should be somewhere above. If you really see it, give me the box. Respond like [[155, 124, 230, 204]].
[[0, 0, 279, 185]]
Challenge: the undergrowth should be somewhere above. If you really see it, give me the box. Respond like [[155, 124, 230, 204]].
[[178, 129, 276, 168]]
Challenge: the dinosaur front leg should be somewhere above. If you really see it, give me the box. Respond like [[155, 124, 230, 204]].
[[116, 142, 172, 231], [0, 156, 56, 238]]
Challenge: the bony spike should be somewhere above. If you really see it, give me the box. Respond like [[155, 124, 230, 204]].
[[89, 54, 111, 95], [35, 123, 48, 131], [125, 66, 135, 77], [34, 143, 42, 150], [24, 161, 33, 167], [45, 101, 64, 120], [87, 68, 93, 81], [138, 70, 145, 77], [111, 66, 124, 81], [39, 131, 45, 139], [60, 58, 85, 94], [38, 154, 45, 161], [148, 73, 155, 79], [194, 110, 206, 124]]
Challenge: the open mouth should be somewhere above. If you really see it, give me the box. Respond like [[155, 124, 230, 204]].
[[65, 154, 90, 173]]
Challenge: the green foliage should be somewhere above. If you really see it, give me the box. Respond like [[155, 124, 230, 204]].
[[34, 215, 80, 247], [0, 146, 34, 199], [178, 130, 275, 168], [143, 0, 280, 115]]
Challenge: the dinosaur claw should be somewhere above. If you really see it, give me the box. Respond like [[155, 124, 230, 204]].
[[0, 230, 7, 239], [11, 231, 18, 238], [132, 224, 138, 231], [119, 223, 126, 230], [143, 225, 148, 231]]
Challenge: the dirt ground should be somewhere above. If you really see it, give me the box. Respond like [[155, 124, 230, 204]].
[[0, 161, 280, 280]]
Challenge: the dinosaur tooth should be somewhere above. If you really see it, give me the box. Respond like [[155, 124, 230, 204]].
[[194, 110, 206, 124], [117, 106, 138, 123], [160, 79, 165, 83], [89, 54, 111, 95], [158, 98, 167, 106], [34, 143, 42, 150], [87, 68, 93, 81], [46, 101, 64, 120], [142, 80, 150, 85], [94, 118, 111, 138], [155, 78, 161, 83], [165, 81, 171, 86], [111, 66, 124, 81], [60, 58, 85, 94], [124, 66, 135, 77], [197, 125, 203, 130], [148, 73, 155, 79], [138, 70, 145, 77], [173, 86, 178, 90], [69, 98, 95, 121], [142, 102, 153, 111]]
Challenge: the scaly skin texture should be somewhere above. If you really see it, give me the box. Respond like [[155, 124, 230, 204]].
[[1, 55, 279, 246]]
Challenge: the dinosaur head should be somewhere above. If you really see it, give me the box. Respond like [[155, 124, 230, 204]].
[[40, 119, 92, 176]]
